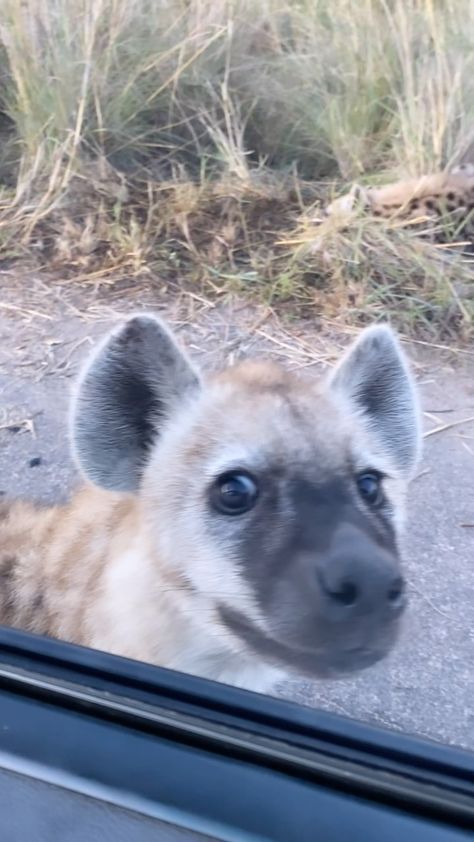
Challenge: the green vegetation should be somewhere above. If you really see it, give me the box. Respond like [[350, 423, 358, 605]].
[[1, 0, 473, 337]]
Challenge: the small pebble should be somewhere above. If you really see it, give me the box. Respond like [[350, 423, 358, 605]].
[[28, 457, 42, 468]]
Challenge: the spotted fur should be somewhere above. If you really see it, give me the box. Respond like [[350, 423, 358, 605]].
[[0, 317, 421, 692], [326, 164, 474, 247]]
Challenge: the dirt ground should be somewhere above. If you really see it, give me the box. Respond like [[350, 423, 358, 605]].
[[1, 268, 474, 752]]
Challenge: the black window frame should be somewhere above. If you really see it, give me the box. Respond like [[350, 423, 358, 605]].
[[0, 625, 472, 840]]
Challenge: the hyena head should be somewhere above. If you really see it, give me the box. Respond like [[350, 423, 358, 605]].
[[72, 315, 421, 680]]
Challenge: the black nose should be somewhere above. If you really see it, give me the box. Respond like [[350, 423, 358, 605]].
[[317, 527, 406, 618], [320, 569, 405, 610]]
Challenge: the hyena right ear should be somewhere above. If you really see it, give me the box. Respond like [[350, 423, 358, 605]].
[[71, 315, 201, 493], [328, 324, 421, 478]]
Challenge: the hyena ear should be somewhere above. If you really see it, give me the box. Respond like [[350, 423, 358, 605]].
[[328, 325, 421, 477], [71, 314, 201, 492]]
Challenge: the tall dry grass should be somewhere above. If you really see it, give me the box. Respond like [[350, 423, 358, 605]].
[[0, 0, 474, 336]]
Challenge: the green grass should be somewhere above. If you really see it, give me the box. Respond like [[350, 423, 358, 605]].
[[1, 0, 474, 338]]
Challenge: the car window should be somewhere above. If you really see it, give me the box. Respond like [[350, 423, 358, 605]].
[[0, 0, 472, 782]]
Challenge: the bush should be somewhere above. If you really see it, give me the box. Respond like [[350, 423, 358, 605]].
[[0, 0, 473, 338]]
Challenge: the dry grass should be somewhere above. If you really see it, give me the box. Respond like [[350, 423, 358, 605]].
[[1, 0, 474, 339]]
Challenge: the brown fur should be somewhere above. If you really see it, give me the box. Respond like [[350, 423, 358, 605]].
[[0, 368, 313, 656], [0, 489, 131, 642], [0, 319, 421, 692], [326, 164, 474, 244]]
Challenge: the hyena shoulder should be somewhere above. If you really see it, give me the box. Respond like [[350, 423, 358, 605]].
[[0, 497, 57, 631], [0, 488, 137, 641]]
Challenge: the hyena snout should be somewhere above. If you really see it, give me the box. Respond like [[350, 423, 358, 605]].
[[317, 524, 406, 621]]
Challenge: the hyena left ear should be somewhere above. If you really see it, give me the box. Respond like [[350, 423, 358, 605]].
[[71, 314, 201, 493], [328, 325, 421, 477]]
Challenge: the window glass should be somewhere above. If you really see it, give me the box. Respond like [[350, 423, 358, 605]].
[[0, 0, 472, 759]]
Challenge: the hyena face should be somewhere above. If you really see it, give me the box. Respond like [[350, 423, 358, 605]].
[[72, 315, 421, 680]]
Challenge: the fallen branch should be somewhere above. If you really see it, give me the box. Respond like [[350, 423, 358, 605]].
[[424, 415, 474, 438]]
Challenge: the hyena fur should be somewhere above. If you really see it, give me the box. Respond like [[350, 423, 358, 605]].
[[0, 315, 421, 693]]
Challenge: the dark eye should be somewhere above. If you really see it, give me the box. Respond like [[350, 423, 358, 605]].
[[210, 472, 259, 516], [356, 472, 383, 506]]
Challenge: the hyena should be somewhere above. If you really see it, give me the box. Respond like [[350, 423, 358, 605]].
[[0, 315, 421, 693]]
